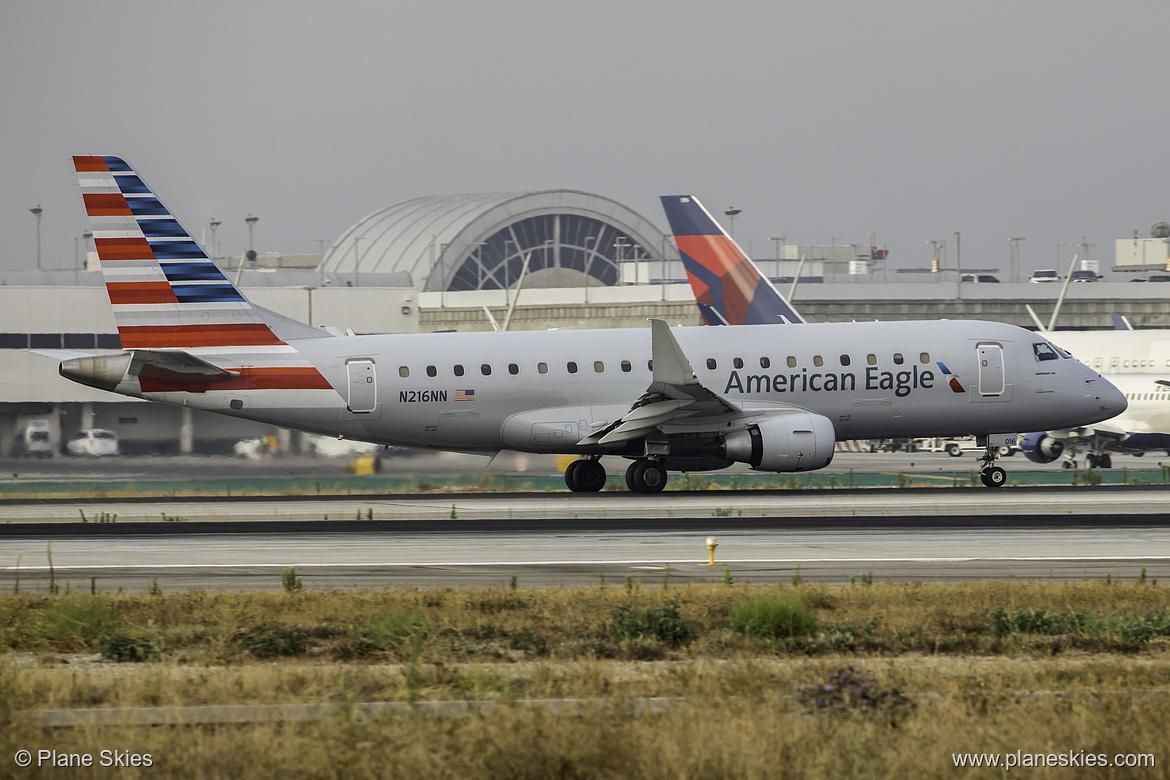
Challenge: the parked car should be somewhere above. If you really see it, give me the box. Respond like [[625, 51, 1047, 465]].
[[1069, 270, 1101, 283], [960, 274, 1000, 283], [1029, 269, 1060, 283], [14, 419, 53, 457], [66, 429, 120, 456]]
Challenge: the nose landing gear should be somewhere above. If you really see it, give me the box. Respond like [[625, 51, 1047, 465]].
[[979, 443, 1007, 488]]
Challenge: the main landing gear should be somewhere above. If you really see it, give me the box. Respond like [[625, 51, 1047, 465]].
[[564, 458, 606, 493], [979, 444, 1007, 488], [625, 459, 667, 493]]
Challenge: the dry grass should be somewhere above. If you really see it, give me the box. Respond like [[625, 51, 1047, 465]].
[[3, 580, 1170, 778]]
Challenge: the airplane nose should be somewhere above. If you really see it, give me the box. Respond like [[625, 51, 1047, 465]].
[[1090, 373, 1127, 415]]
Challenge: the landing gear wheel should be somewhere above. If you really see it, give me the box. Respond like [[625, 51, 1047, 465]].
[[575, 459, 606, 492], [564, 459, 583, 492], [980, 466, 1007, 488], [1099, 453, 1112, 469], [565, 459, 606, 492], [625, 459, 667, 493]]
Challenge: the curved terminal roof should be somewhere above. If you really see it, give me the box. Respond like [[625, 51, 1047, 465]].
[[321, 190, 674, 292]]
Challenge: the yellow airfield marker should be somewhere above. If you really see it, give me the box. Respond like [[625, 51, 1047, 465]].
[[699, 536, 718, 566]]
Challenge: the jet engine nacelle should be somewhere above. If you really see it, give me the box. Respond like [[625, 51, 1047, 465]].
[[1020, 431, 1064, 464], [720, 412, 835, 472]]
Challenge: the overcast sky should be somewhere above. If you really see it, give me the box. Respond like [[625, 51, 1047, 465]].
[[3, 0, 1168, 279]]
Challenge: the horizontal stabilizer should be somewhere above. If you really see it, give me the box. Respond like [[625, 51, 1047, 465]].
[[129, 350, 239, 383]]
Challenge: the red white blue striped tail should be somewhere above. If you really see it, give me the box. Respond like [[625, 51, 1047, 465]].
[[74, 156, 283, 350]]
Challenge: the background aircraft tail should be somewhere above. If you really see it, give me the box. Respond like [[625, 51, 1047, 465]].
[[660, 195, 805, 325], [74, 155, 292, 349]]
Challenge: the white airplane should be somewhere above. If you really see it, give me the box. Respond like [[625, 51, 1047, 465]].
[[58, 158, 1124, 491]]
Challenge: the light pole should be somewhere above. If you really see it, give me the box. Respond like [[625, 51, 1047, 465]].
[[724, 208, 742, 240], [30, 204, 43, 270], [245, 214, 258, 253], [1008, 237, 1026, 283], [209, 219, 221, 260]]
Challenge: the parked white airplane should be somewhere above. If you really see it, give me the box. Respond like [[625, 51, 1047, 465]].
[[58, 158, 1124, 491]]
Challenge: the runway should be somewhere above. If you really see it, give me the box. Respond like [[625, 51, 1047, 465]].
[[2, 487, 1169, 591]]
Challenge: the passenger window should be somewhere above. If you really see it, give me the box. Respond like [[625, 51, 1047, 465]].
[[786, 356, 797, 368], [706, 358, 717, 370], [426, 365, 437, 378], [1033, 343, 1059, 362], [919, 352, 930, 364], [594, 361, 605, 373], [508, 363, 519, 375], [760, 357, 770, 369], [454, 364, 465, 377], [813, 355, 824, 367], [567, 361, 578, 374], [647, 360, 654, 371], [481, 364, 492, 376], [733, 357, 744, 369], [893, 353, 904, 365], [398, 366, 410, 378], [620, 360, 632, 373], [839, 354, 851, 367], [867, 354, 877, 366], [538, 362, 549, 374]]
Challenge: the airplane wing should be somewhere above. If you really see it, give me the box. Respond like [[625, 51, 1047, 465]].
[[579, 319, 744, 446]]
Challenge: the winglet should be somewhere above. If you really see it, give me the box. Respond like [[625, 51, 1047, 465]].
[[660, 195, 805, 326], [649, 318, 698, 387]]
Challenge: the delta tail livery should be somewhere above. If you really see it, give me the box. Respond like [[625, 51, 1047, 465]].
[[59, 158, 1125, 491], [660, 195, 805, 326]]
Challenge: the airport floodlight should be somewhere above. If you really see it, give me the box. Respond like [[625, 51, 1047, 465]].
[[245, 214, 259, 253], [30, 204, 43, 270], [724, 207, 742, 239]]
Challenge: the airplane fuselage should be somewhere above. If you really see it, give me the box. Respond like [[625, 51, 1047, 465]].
[[121, 320, 1118, 457]]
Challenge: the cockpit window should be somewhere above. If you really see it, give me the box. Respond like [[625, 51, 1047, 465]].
[[1033, 342, 1060, 361]]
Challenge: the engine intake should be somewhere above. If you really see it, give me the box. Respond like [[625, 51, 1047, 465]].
[[1020, 432, 1064, 464], [721, 412, 835, 472]]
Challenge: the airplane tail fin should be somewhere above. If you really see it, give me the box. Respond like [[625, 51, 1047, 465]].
[[74, 155, 290, 350], [660, 195, 805, 325]]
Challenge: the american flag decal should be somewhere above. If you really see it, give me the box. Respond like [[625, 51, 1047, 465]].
[[455, 389, 475, 402]]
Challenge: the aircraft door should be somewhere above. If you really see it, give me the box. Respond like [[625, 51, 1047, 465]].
[[977, 344, 1004, 396], [346, 359, 377, 413]]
